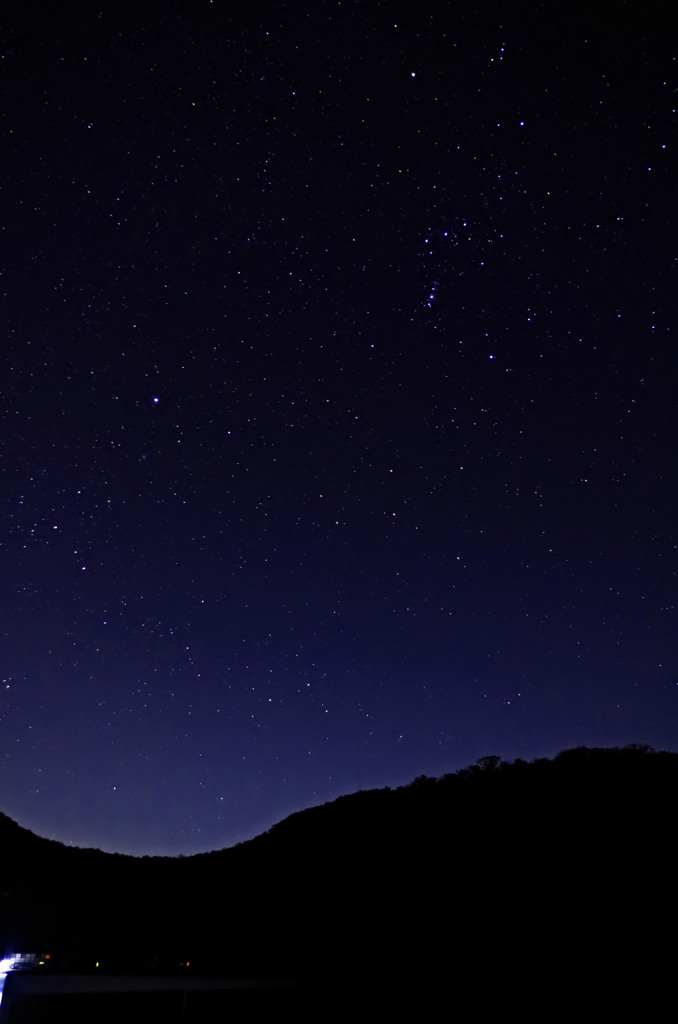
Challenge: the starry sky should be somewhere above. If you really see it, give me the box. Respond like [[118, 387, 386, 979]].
[[1, 1, 676, 856]]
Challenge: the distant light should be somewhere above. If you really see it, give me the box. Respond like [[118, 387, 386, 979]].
[[152, 396, 159, 404]]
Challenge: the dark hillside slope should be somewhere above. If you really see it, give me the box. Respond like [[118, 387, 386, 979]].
[[2, 745, 677, 985]]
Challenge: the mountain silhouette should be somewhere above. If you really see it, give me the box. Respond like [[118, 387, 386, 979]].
[[2, 744, 677, 1011]]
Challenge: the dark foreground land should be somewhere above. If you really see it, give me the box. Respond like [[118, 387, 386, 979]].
[[2, 745, 677, 1017], [1, 972, 342, 1023]]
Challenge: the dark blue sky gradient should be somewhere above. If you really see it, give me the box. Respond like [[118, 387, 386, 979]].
[[1, 1, 676, 854]]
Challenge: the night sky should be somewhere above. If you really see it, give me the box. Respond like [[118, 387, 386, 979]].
[[2, 2, 676, 856]]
